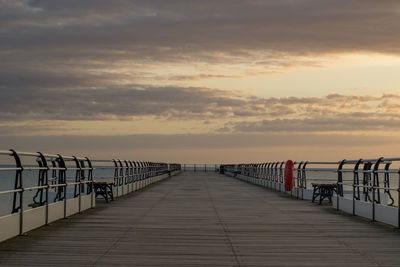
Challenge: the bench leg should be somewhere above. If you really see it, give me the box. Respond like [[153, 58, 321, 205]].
[[327, 189, 333, 203], [108, 185, 114, 201], [319, 187, 324, 205], [312, 186, 319, 203], [104, 188, 109, 203]]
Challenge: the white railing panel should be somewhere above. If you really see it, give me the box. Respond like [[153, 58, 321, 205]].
[[0, 213, 19, 242], [23, 206, 46, 233], [66, 198, 79, 217], [48, 201, 64, 223]]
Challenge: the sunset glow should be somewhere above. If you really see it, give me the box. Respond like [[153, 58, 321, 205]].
[[1, 0, 400, 162]]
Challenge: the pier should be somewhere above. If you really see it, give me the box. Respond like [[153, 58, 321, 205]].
[[2, 151, 400, 266], [2, 172, 400, 266]]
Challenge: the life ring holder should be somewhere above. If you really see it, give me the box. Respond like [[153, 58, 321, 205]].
[[284, 160, 294, 191]]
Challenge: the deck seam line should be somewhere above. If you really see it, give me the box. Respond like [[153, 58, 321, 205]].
[[90, 178, 176, 266], [204, 178, 241, 267], [233, 176, 383, 266]]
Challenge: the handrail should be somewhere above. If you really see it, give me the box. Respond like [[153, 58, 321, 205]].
[[182, 163, 220, 172], [0, 149, 181, 237], [221, 156, 400, 227]]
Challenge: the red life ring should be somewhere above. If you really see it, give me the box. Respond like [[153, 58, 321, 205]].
[[284, 160, 294, 191]]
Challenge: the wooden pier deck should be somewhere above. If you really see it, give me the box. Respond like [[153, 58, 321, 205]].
[[1, 172, 400, 266]]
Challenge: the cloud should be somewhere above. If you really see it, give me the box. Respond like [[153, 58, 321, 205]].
[[1, 76, 400, 134], [1, 0, 400, 65], [0, 85, 255, 121], [165, 74, 243, 81], [229, 117, 400, 133], [2, 1, 400, 135]]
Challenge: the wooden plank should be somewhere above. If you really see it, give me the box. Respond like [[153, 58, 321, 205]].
[[1, 172, 400, 266]]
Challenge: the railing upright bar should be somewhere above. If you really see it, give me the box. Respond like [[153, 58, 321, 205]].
[[57, 154, 68, 219], [10, 150, 24, 235], [398, 169, 400, 228], [118, 160, 124, 196], [73, 156, 82, 214], [37, 152, 50, 225], [85, 157, 94, 209]]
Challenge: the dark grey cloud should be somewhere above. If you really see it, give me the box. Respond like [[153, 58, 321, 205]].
[[1, 0, 400, 60], [2, 1, 400, 96], [0, 85, 255, 121]]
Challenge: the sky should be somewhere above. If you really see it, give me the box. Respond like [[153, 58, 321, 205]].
[[1, 0, 400, 163]]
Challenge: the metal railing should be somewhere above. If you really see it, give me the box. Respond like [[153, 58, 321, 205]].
[[0, 149, 181, 237], [182, 164, 220, 172], [222, 161, 340, 189], [221, 157, 400, 226]]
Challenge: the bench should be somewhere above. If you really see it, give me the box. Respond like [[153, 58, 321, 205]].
[[232, 170, 241, 177], [93, 181, 115, 203], [312, 183, 337, 205]]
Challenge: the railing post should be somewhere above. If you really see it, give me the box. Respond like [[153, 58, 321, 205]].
[[362, 162, 372, 202], [383, 162, 394, 206], [37, 152, 50, 225], [124, 160, 130, 192], [10, 150, 24, 235], [337, 159, 346, 211], [205, 164, 206, 172], [194, 164, 196, 172], [353, 159, 362, 215], [398, 169, 400, 228], [133, 161, 138, 190], [371, 158, 383, 222], [73, 156, 82, 214], [85, 157, 94, 209], [295, 162, 303, 198], [139, 161, 144, 187], [372, 182, 376, 222], [301, 161, 308, 189], [19, 172, 23, 235], [300, 162, 308, 199], [56, 154, 67, 219], [129, 161, 134, 193], [372, 158, 383, 222], [112, 159, 119, 197], [118, 160, 124, 196]]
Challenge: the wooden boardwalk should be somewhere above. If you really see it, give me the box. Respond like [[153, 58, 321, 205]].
[[1, 172, 400, 266]]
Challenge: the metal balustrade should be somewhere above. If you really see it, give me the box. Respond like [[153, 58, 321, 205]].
[[0, 149, 181, 242], [182, 164, 220, 172], [221, 157, 400, 227]]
